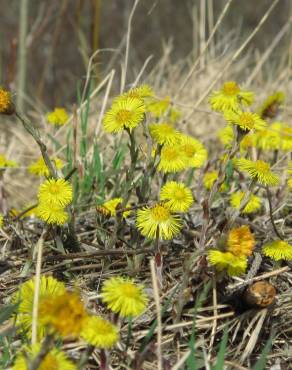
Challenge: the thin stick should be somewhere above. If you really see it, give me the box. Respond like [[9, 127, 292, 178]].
[[266, 186, 284, 240], [31, 229, 46, 345], [120, 0, 140, 93], [175, 0, 233, 98], [150, 259, 162, 370]]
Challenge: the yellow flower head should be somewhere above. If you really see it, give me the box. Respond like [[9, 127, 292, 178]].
[[203, 171, 227, 192], [227, 225, 255, 257], [36, 202, 69, 225], [0, 87, 14, 115], [38, 178, 73, 207], [240, 132, 256, 152], [158, 144, 189, 173], [81, 315, 119, 348], [101, 276, 148, 317], [209, 81, 254, 112], [12, 344, 76, 370], [236, 158, 279, 186], [262, 240, 292, 261], [136, 203, 182, 240], [39, 291, 88, 338], [160, 181, 193, 212], [0, 214, 3, 228], [224, 110, 267, 132], [149, 122, 181, 145], [100, 197, 131, 218], [208, 250, 247, 276], [122, 84, 154, 100], [230, 191, 261, 214], [258, 91, 285, 119], [147, 96, 181, 122], [288, 177, 292, 190], [46, 108, 69, 126], [103, 97, 145, 133], [179, 134, 207, 168], [253, 126, 280, 151], [13, 276, 66, 337], [28, 157, 64, 177], [276, 123, 292, 151], [218, 125, 234, 148], [0, 154, 18, 168]]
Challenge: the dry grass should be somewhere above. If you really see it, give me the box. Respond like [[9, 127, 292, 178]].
[[1, 1, 292, 369]]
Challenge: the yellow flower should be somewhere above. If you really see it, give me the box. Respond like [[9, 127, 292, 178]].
[[28, 157, 64, 177], [0, 154, 17, 168], [100, 197, 131, 218], [101, 276, 148, 317], [0, 214, 3, 228], [39, 291, 88, 338], [0, 87, 14, 115], [103, 97, 145, 133], [288, 177, 292, 190], [46, 108, 69, 126], [147, 96, 181, 122], [81, 315, 119, 348], [136, 203, 182, 240], [149, 122, 181, 145], [262, 240, 292, 261], [224, 110, 267, 132], [121, 84, 154, 100], [160, 181, 193, 212], [230, 191, 261, 214], [38, 178, 73, 207], [208, 250, 247, 276], [178, 135, 207, 168], [209, 81, 254, 112], [236, 158, 279, 186], [13, 276, 66, 337], [240, 132, 256, 152], [277, 123, 292, 151], [227, 225, 255, 257], [253, 126, 280, 151], [203, 171, 227, 191], [36, 202, 69, 225], [158, 144, 189, 173], [258, 91, 285, 119], [12, 344, 76, 370], [218, 125, 234, 148]]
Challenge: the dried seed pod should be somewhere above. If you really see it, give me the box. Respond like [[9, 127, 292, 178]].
[[244, 281, 276, 308]]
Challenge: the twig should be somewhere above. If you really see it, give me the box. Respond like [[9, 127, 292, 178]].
[[266, 186, 284, 240], [31, 229, 46, 345], [150, 258, 162, 370]]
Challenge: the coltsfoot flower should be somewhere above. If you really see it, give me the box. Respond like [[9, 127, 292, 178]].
[[158, 145, 189, 173], [12, 344, 76, 370], [230, 191, 261, 214], [39, 291, 88, 338], [262, 240, 292, 261], [236, 158, 279, 186], [0, 154, 17, 168], [47, 108, 69, 126], [160, 181, 193, 212], [0, 87, 14, 115], [209, 81, 254, 112], [28, 157, 64, 177], [208, 250, 247, 276], [258, 91, 285, 119], [81, 315, 119, 348], [178, 134, 207, 168], [103, 97, 145, 133], [36, 202, 69, 225], [149, 122, 181, 145], [13, 276, 66, 337], [38, 178, 73, 207], [99, 197, 131, 218], [227, 225, 255, 257], [224, 110, 266, 132], [136, 203, 182, 240], [101, 276, 148, 317]]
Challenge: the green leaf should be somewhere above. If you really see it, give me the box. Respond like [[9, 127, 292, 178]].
[[0, 303, 18, 324], [252, 336, 273, 370], [211, 326, 228, 370]]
